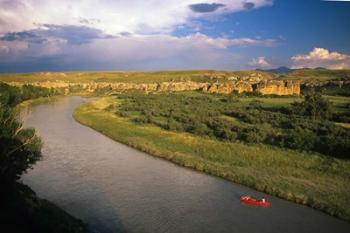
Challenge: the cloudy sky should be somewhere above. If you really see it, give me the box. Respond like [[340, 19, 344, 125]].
[[0, 0, 349, 72]]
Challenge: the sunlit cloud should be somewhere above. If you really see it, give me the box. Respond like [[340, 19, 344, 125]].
[[0, 32, 276, 70], [249, 56, 272, 68], [0, 0, 273, 35], [291, 48, 350, 69], [0, 0, 276, 71]]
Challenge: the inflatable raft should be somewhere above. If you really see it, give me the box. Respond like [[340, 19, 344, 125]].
[[240, 196, 270, 208]]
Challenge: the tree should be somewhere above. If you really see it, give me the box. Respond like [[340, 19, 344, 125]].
[[0, 104, 42, 185], [292, 91, 333, 120], [0, 82, 22, 106]]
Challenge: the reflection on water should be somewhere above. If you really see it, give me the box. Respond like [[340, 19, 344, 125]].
[[22, 97, 349, 233]]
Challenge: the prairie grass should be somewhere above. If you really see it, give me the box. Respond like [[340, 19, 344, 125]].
[[0, 70, 273, 83], [74, 97, 350, 221]]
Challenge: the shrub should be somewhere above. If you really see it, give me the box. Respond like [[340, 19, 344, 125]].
[[284, 127, 317, 151], [133, 115, 152, 124], [242, 127, 266, 143], [165, 118, 184, 131], [187, 121, 209, 135]]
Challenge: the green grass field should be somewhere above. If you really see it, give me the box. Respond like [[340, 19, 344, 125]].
[[1, 69, 349, 84], [74, 97, 350, 221]]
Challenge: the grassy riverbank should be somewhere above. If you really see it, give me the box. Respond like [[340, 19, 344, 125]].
[[16, 96, 62, 108], [74, 96, 350, 221]]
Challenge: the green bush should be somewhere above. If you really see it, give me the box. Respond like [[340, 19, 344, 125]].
[[284, 127, 318, 151], [242, 127, 266, 143], [133, 115, 152, 124], [165, 118, 184, 131]]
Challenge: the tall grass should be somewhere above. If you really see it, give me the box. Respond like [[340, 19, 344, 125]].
[[0, 70, 273, 83], [74, 97, 350, 221]]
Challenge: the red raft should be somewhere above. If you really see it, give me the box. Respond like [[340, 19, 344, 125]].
[[240, 196, 271, 208]]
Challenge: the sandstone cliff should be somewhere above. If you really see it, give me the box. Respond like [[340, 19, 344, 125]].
[[7, 80, 300, 96], [254, 80, 301, 95]]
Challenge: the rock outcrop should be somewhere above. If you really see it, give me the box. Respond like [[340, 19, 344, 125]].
[[303, 80, 350, 88], [7, 80, 301, 96], [156, 82, 207, 92], [254, 80, 300, 95], [205, 82, 253, 94]]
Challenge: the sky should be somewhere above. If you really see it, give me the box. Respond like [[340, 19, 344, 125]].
[[0, 0, 349, 72]]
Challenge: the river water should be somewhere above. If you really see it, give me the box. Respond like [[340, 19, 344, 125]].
[[21, 96, 349, 233]]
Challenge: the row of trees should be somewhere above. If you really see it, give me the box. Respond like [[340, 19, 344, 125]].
[[0, 82, 59, 107]]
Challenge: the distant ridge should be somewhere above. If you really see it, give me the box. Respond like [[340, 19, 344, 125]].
[[314, 67, 328, 70], [257, 66, 292, 74], [257, 66, 333, 74]]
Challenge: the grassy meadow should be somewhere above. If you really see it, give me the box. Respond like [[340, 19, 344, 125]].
[[74, 96, 350, 221], [0, 70, 275, 83], [1, 69, 349, 84]]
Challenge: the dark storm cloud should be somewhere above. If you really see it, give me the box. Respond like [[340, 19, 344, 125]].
[[0, 0, 26, 10], [119, 32, 132, 37], [0, 24, 114, 45], [243, 2, 255, 10], [0, 31, 45, 44], [189, 3, 225, 13], [40, 24, 111, 44], [79, 18, 101, 25], [79, 19, 90, 24]]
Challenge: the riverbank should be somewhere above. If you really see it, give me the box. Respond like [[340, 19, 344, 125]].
[[74, 97, 350, 221], [4, 94, 91, 233], [1, 182, 90, 233], [16, 96, 63, 109]]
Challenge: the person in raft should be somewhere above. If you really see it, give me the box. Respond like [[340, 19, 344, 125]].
[[261, 198, 266, 203]]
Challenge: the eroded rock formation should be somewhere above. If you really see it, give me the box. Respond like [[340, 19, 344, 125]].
[[7, 80, 301, 96], [254, 80, 300, 95]]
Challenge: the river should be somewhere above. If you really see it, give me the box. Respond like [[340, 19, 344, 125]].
[[21, 96, 349, 233]]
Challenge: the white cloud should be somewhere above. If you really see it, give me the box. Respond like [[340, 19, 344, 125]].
[[0, 0, 276, 71], [1, 33, 267, 70], [291, 48, 350, 69], [73, 33, 272, 61], [0, 0, 273, 35], [0, 32, 275, 56], [249, 56, 272, 68], [179, 33, 275, 48]]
